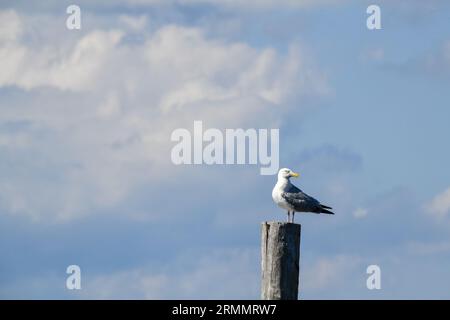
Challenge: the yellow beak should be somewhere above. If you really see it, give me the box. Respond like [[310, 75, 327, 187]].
[[291, 172, 299, 178]]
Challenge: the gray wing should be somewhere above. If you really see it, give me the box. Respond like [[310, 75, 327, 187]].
[[282, 184, 334, 214]]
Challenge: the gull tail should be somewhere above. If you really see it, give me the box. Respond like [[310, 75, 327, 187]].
[[320, 204, 334, 215]]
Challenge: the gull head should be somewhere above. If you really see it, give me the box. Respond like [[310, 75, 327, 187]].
[[278, 168, 300, 180]]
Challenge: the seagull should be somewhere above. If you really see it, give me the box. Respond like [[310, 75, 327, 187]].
[[272, 168, 334, 223]]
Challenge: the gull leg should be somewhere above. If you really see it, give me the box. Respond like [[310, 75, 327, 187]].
[[287, 211, 290, 223], [292, 211, 295, 223]]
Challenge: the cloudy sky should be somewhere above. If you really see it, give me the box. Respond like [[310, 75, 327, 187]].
[[1, 0, 450, 299]]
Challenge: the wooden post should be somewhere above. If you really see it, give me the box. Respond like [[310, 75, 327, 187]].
[[261, 221, 301, 300]]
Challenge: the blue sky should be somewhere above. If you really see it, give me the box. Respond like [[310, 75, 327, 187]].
[[1, 0, 450, 299]]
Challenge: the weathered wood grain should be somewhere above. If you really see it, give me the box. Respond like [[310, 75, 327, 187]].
[[261, 221, 301, 300]]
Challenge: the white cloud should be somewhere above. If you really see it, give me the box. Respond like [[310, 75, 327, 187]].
[[0, 9, 22, 42], [19, 0, 348, 10], [427, 187, 450, 219], [0, 28, 123, 90], [0, 10, 327, 222], [353, 207, 368, 219], [179, 0, 347, 9], [118, 15, 149, 31], [0, 247, 258, 299], [82, 270, 170, 299], [360, 47, 385, 63], [302, 254, 362, 292], [79, 248, 258, 299]]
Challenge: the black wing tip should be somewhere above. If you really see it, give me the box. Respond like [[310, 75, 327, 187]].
[[320, 207, 334, 215], [319, 204, 334, 214]]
